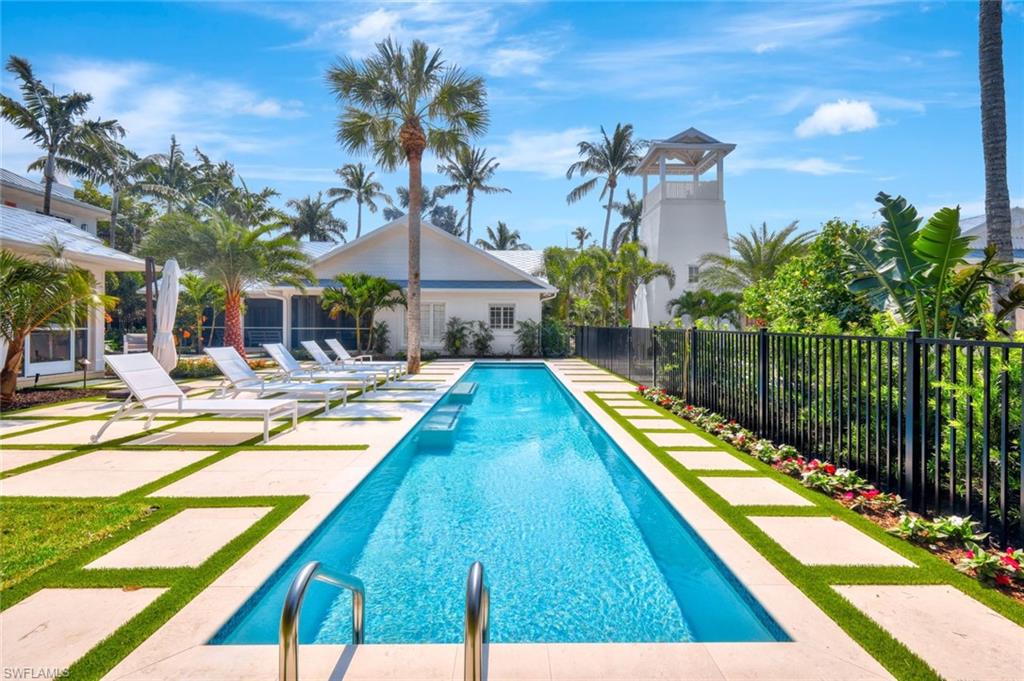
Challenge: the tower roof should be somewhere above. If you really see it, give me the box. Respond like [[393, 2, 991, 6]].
[[635, 127, 735, 176]]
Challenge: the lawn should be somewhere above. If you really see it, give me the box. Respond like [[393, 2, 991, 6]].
[[1, 498, 158, 590]]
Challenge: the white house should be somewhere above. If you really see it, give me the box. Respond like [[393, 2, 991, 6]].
[[632, 128, 734, 326], [1, 168, 110, 236], [0, 203, 146, 380], [244, 217, 555, 355]]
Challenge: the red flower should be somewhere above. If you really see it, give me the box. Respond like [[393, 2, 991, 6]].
[[1000, 555, 1021, 571], [965, 550, 975, 559], [862, 489, 880, 499], [995, 574, 1012, 587], [824, 464, 836, 475], [842, 491, 855, 501], [637, 385, 647, 392]]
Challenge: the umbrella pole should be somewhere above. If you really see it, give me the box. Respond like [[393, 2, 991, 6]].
[[145, 256, 156, 353]]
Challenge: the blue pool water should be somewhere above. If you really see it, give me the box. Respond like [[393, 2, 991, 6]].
[[213, 364, 785, 644]]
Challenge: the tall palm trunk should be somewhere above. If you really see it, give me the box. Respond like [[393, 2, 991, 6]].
[[465, 190, 474, 243], [110, 190, 121, 251], [602, 180, 616, 250], [356, 199, 363, 238], [223, 290, 245, 358], [1, 335, 27, 404], [402, 125, 425, 374], [42, 151, 56, 215], [980, 0, 1013, 306]]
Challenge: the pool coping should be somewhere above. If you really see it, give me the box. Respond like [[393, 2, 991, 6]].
[[101, 360, 892, 681]]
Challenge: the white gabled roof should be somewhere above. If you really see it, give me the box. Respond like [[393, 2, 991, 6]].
[[305, 216, 556, 292], [0, 168, 110, 217], [489, 250, 546, 279], [0, 205, 145, 270]]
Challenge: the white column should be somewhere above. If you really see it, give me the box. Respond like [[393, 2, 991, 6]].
[[717, 158, 724, 200], [89, 267, 107, 372], [642, 174, 648, 205], [692, 169, 699, 194], [282, 293, 292, 349], [659, 156, 666, 201]]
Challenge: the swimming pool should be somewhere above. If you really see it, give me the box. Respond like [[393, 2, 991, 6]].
[[213, 363, 785, 645]]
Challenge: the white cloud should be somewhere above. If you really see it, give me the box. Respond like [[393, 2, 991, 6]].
[[488, 47, 549, 77], [795, 99, 879, 138], [490, 127, 594, 178], [732, 156, 856, 176]]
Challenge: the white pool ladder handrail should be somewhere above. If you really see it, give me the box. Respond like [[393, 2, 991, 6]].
[[279, 560, 365, 681], [464, 561, 489, 681]]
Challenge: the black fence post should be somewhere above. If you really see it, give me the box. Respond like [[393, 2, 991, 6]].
[[688, 328, 697, 404], [903, 329, 922, 511], [757, 327, 769, 435], [627, 329, 633, 383], [652, 329, 659, 388]]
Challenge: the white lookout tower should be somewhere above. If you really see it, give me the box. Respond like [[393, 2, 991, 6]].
[[633, 128, 734, 327]]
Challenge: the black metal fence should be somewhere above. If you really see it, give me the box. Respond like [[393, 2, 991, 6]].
[[575, 326, 1024, 545]]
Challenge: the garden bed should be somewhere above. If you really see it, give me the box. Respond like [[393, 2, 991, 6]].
[[1, 388, 108, 413]]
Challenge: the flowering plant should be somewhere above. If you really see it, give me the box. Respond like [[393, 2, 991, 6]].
[[889, 515, 989, 544], [957, 543, 1024, 586]]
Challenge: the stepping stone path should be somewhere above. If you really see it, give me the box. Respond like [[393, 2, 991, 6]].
[[700, 477, 814, 506], [628, 418, 687, 432], [129, 420, 269, 446], [0, 449, 67, 473], [668, 450, 754, 471], [751, 516, 914, 566], [86, 507, 272, 569], [645, 431, 710, 448]]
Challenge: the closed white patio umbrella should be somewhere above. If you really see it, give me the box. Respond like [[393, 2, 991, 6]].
[[152, 259, 180, 372], [633, 283, 650, 328]]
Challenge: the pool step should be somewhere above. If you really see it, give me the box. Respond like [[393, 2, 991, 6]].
[[418, 405, 464, 449], [449, 382, 478, 403]]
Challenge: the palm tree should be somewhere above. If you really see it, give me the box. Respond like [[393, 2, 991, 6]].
[[436, 146, 509, 244], [140, 210, 312, 357], [328, 162, 386, 239], [321, 272, 406, 352], [572, 226, 591, 249], [286, 193, 347, 242], [476, 222, 530, 250], [0, 242, 113, 403], [177, 272, 223, 353], [611, 189, 643, 252], [566, 123, 644, 249], [78, 135, 165, 251], [540, 246, 599, 320], [327, 37, 488, 373], [613, 242, 675, 326], [1, 55, 122, 215], [666, 289, 742, 329], [698, 221, 810, 291], [224, 178, 285, 227], [979, 0, 1013, 305], [149, 136, 193, 213]]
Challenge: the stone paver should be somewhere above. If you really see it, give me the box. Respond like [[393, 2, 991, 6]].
[[594, 391, 635, 397], [0, 419, 60, 437], [0, 419, 156, 446], [0, 449, 67, 473], [86, 507, 272, 569], [700, 476, 814, 506], [669, 450, 754, 471], [0, 588, 165, 678], [128, 420, 268, 446], [751, 516, 914, 566], [835, 584, 1024, 681], [613, 406, 660, 415], [11, 399, 121, 418], [156, 449, 367, 496], [645, 431, 712, 448], [0, 449, 213, 496], [626, 417, 687, 431]]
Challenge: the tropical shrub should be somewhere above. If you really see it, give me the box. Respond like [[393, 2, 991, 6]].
[[541, 318, 569, 357], [443, 317, 471, 356], [370, 320, 390, 356], [515, 319, 541, 356], [470, 321, 493, 356], [957, 543, 1024, 586], [889, 515, 989, 544], [321, 272, 405, 352]]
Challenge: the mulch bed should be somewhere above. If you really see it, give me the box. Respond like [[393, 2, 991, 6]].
[[1, 388, 108, 413]]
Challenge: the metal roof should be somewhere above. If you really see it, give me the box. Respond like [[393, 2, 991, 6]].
[[488, 250, 546, 278], [0, 205, 145, 270], [308, 278, 545, 290], [0, 168, 110, 216]]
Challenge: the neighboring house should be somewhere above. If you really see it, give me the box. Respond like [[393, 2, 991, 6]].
[[0, 168, 109, 236], [963, 206, 1024, 262], [245, 217, 556, 355], [0, 204, 145, 380]]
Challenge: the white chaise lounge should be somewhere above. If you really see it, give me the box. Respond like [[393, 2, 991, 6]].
[[324, 338, 407, 377], [205, 346, 350, 412], [300, 340, 394, 382], [94, 353, 298, 444], [263, 343, 379, 392]]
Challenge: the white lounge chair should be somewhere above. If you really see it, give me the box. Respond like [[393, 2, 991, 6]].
[[205, 346, 350, 412], [300, 340, 394, 382], [263, 343, 379, 392], [93, 353, 298, 444], [324, 338, 407, 377]]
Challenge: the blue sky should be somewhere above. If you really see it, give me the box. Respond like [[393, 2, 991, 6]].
[[2, 1, 1021, 248]]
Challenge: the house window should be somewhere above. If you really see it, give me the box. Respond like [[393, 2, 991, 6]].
[[422, 303, 446, 343], [688, 264, 700, 283], [488, 304, 515, 330]]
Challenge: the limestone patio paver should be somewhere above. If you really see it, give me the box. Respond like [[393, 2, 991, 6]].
[[700, 476, 815, 506], [613, 406, 662, 415], [128, 419, 273, 446], [11, 399, 121, 418], [0, 449, 213, 496], [86, 507, 272, 569], [0, 418, 63, 436], [627, 417, 688, 431], [669, 450, 754, 471], [646, 431, 712, 448], [751, 517, 914, 566], [0, 448, 67, 472], [0, 418, 161, 446], [155, 449, 369, 497], [835, 584, 1024, 681], [0, 587, 165, 679]]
